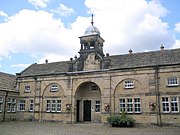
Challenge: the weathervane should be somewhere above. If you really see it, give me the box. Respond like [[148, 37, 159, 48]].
[[91, 14, 94, 26]]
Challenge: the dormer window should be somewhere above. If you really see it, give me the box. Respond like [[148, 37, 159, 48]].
[[167, 77, 179, 87], [24, 86, 30, 92], [124, 80, 134, 89], [50, 84, 58, 92]]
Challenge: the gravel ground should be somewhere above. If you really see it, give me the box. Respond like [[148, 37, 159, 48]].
[[0, 121, 180, 135]]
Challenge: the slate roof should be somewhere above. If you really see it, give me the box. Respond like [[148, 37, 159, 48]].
[[0, 72, 16, 91], [18, 48, 180, 76]]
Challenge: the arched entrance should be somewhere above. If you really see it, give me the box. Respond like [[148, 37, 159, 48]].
[[75, 82, 101, 123]]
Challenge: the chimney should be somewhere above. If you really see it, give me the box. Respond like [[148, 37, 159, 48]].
[[160, 44, 164, 51], [45, 59, 48, 63]]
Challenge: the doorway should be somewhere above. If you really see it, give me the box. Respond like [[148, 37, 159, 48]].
[[83, 100, 91, 121]]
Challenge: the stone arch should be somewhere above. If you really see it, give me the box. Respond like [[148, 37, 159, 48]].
[[75, 81, 101, 99], [75, 81, 102, 123], [114, 78, 143, 95], [41, 82, 65, 121], [113, 78, 144, 113]]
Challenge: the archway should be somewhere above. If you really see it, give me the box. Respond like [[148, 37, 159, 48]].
[[75, 81, 101, 123]]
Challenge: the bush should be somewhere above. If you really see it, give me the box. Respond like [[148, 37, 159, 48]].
[[107, 111, 135, 127]]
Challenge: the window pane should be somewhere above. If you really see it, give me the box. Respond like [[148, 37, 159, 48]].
[[57, 100, 61, 112], [171, 97, 179, 112], [25, 86, 30, 92], [46, 100, 51, 112], [95, 100, 100, 112], [18, 100, 25, 111], [162, 97, 169, 112], [51, 84, 58, 91], [29, 100, 34, 112], [127, 99, 133, 113], [134, 98, 141, 113], [167, 78, 178, 86], [119, 99, 125, 112], [124, 80, 134, 89], [51, 100, 56, 112]]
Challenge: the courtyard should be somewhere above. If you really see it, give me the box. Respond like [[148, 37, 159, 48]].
[[0, 121, 180, 135]]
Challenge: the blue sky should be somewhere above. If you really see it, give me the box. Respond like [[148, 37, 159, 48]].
[[0, 0, 180, 75]]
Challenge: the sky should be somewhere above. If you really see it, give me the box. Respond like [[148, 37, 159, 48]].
[[0, 0, 180, 75]]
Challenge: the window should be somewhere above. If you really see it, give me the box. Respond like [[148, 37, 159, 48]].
[[119, 98, 141, 113], [119, 99, 125, 112], [127, 99, 133, 113], [51, 100, 56, 112], [25, 85, 31, 92], [18, 100, 25, 111], [46, 99, 61, 112], [29, 100, 34, 112], [91, 85, 99, 91], [171, 97, 179, 113], [167, 77, 178, 87], [7, 98, 16, 112], [95, 100, 100, 112], [134, 98, 141, 113], [50, 84, 58, 92], [0, 97, 3, 112], [46, 100, 51, 112], [162, 97, 170, 113], [124, 80, 134, 89], [56, 100, 61, 112]]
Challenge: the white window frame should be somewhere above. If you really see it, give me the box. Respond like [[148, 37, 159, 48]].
[[18, 100, 25, 111], [124, 80, 134, 89], [29, 100, 34, 112], [51, 100, 56, 112], [46, 99, 62, 113], [91, 85, 99, 91], [46, 100, 51, 112], [134, 98, 141, 113], [7, 98, 16, 112], [162, 97, 170, 113], [127, 98, 133, 113], [95, 100, 101, 112], [24, 85, 31, 92], [119, 99, 126, 112], [171, 97, 179, 113], [56, 100, 61, 112], [167, 77, 179, 87], [0, 97, 3, 112], [50, 84, 58, 92]]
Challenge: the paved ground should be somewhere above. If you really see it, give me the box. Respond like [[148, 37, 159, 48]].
[[0, 121, 180, 135]]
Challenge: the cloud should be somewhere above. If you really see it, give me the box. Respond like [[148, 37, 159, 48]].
[[174, 22, 180, 33], [0, 0, 178, 65], [0, 9, 81, 62], [173, 40, 180, 48], [28, 0, 49, 9], [51, 4, 74, 16], [0, 11, 8, 17], [85, 0, 174, 53]]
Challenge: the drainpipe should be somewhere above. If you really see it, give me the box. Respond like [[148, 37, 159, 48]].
[[70, 58, 73, 124], [154, 66, 162, 126], [109, 76, 112, 116], [3, 91, 8, 121]]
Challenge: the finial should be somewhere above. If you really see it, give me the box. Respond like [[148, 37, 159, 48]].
[[129, 48, 133, 54], [91, 14, 94, 26]]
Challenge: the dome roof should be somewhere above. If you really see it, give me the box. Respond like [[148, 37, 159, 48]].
[[84, 25, 100, 36]]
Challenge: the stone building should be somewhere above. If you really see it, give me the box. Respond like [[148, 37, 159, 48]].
[[0, 72, 18, 121], [15, 17, 180, 126]]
